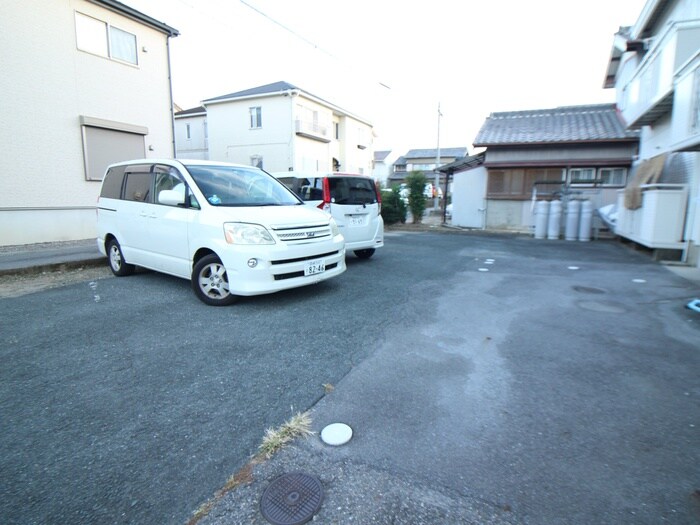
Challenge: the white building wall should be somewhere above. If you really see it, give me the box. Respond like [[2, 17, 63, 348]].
[[0, 0, 175, 245], [206, 96, 294, 171], [338, 115, 373, 174], [175, 115, 208, 160], [617, 0, 700, 265]]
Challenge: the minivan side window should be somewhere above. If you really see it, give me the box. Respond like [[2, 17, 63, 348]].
[[153, 165, 200, 209], [100, 166, 126, 199], [124, 170, 152, 203]]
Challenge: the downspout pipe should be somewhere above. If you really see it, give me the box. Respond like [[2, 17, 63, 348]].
[[166, 35, 177, 158]]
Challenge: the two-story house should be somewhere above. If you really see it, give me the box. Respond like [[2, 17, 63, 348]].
[[197, 81, 374, 175], [604, 0, 700, 266], [467, 104, 639, 232], [174, 106, 208, 160], [1, 0, 179, 246], [389, 147, 468, 187]]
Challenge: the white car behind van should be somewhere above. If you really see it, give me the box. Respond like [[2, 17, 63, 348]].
[[273, 172, 384, 259], [96, 159, 346, 306]]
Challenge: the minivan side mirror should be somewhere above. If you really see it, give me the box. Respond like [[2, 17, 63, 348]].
[[158, 189, 185, 206]]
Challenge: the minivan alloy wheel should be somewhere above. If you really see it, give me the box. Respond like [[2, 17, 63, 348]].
[[106, 239, 135, 276], [192, 254, 238, 306]]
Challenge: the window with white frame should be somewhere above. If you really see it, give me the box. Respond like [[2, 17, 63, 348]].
[[75, 12, 138, 65], [249, 107, 262, 129], [569, 168, 596, 184], [599, 168, 627, 186], [251, 155, 263, 169], [569, 167, 627, 186]]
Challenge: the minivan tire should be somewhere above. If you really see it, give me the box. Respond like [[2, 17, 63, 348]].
[[106, 239, 135, 276], [192, 254, 238, 306], [354, 249, 375, 259]]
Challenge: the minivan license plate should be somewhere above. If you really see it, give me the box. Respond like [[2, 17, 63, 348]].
[[349, 216, 365, 227], [304, 259, 325, 276]]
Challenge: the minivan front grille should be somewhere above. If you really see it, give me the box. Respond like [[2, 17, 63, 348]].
[[271, 251, 339, 266], [273, 224, 331, 243]]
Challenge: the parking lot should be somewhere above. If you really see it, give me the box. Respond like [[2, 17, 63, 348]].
[[1, 230, 699, 524]]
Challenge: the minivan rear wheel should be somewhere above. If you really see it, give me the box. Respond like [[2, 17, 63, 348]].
[[106, 239, 135, 276], [192, 254, 238, 306], [354, 249, 375, 259]]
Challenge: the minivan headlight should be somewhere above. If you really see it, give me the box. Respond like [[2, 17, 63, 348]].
[[329, 218, 340, 237], [223, 223, 275, 245]]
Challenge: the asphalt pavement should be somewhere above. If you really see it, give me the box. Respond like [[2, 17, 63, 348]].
[[1, 227, 700, 524]]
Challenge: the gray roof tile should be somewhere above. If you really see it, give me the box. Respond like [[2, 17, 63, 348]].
[[204, 81, 299, 103], [473, 104, 639, 146], [403, 147, 468, 159]]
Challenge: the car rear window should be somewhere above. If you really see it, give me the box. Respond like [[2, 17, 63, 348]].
[[329, 177, 377, 205]]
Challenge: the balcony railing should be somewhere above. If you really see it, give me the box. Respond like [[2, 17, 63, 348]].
[[621, 21, 700, 128], [295, 119, 330, 142]]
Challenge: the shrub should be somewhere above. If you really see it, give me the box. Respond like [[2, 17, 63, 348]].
[[405, 171, 427, 224], [380, 186, 407, 224]]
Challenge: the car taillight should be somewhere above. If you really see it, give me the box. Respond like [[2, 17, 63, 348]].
[[375, 181, 382, 214], [317, 177, 331, 212]]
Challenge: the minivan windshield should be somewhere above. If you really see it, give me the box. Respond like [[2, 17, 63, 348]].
[[186, 165, 302, 207]]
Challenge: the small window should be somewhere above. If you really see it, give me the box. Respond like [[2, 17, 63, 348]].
[[569, 168, 596, 184], [599, 168, 627, 186], [75, 12, 108, 57], [250, 107, 262, 129], [75, 12, 138, 66], [124, 171, 152, 202], [109, 26, 137, 65], [251, 155, 263, 169], [186, 123, 191, 140]]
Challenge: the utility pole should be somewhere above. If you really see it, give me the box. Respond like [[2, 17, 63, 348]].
[[434, 103, 442, 210]]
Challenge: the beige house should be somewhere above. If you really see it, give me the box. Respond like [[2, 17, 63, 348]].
[[198, 81, 374, 175], [0, 0, 178, 246]]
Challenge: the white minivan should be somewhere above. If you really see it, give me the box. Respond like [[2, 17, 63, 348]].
[[96, 159, 346, 306], [273, 172, 383, 259]]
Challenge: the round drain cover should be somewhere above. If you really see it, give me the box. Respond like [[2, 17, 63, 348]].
[[260, 472, 323, 525], [321, 423, 353, 446]]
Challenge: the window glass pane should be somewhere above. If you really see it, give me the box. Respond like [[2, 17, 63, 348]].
[[250, 107, 262, 128], [124, 172, 152, 202], [488, 172, 505, 194], [109, 26, 137, 64], [100, 166, 126, 198], [75, 12, 108, 57]]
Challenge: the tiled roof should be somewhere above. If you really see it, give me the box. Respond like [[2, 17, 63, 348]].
[[403, 147, 468, 159], [174, 106, 206, 117], [473, 104, 639, 146], [204, 81, 299, 103], [374, 150, 391, 161]]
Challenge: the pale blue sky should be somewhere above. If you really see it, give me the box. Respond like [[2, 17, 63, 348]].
[[123, 0, 647, 153]]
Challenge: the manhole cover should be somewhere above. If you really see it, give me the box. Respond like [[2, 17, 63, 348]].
[[572, 285, 606, 294], [260, 472, 323, 525]]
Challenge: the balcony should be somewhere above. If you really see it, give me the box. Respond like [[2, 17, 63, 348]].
[[295, 119, 330, 143], [621, 22, 700, 128]]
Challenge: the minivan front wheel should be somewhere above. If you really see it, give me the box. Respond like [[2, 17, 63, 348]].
[[354, 249, 375, 259], [192, 254, 238, 306], [106, 239, 135, 276]]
